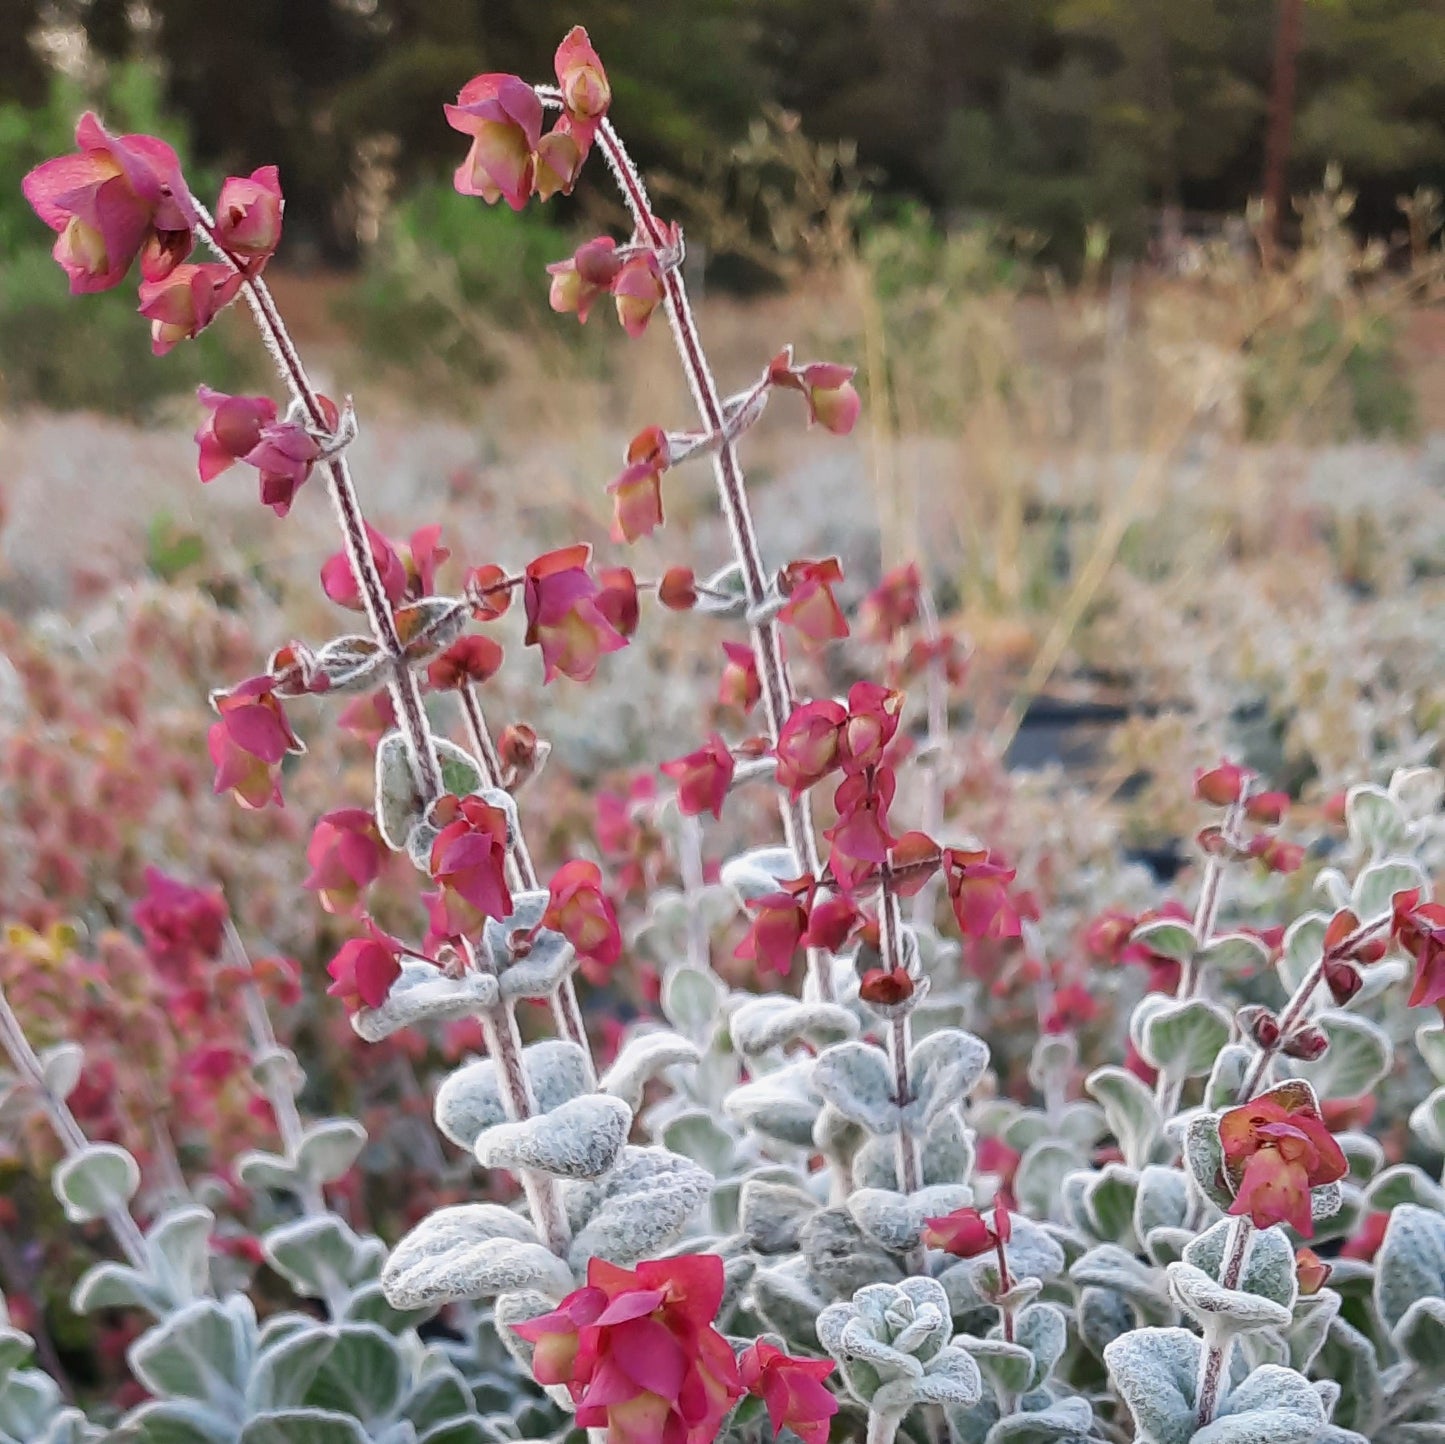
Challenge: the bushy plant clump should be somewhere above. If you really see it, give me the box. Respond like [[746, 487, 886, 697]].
[[5, 25, 1445, 1444]]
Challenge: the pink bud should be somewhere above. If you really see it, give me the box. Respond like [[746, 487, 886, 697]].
[[612, 254, 665, 337], [214, 166, 283, 269], [137, 262, 241, 355], [194, 387, 277, 483]]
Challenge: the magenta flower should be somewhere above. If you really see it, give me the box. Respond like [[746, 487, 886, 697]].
[[523, 544, 628, 683], [774, 699, 847, 799], [429, 794, 514, 928], [446, 73, 544, 211], [544, 860, 623, 970], [132, 867, 228, 974], [943, 848, 1021, 940], [737, 1342, 836, 1444], [245, 415, 327, 518], [137, 262, 242, 355], [321, 523, 409, 610], [326, 920, 405, 1012], [207, 674, 304, 810], [778, 558, 849, 649], [554, 25, 611, 148], [548, 236, 622, 322], [213, 166, 283, 270], [660, 734, 735, 819], [735, 882, 812, 977], [304, 809, 384, 916], [194, 387, 278, 483]]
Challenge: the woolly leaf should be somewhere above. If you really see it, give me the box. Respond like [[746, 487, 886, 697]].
[[476, 1093, 632, 1180], [1134, 1166, 1190, 1239], [1197, 933, 1271, 977], [1014, 1140, 1079, 1222], [53, 1143, 141, 1224], [72, 1262, 167, 1319], [1204, 1046, 1253, 1111], [747, 1258, 827, 1350], [245, 1326, 337, 1413], [1345, 783, 1406, 854], [1375, 1203, 1445, 1332], [848, 1185, 972, 1253], [1104, 1326, 1201, 1444], [565, 1146, 711, 1268], [1193, 1364, 1327, 1444], [984, 1396, 1093, 1444], [238, 1409, 370, 1444], [1293, 1012, 1392, 1099], [1131, 918, 1197, 963], [599, 1030, 701, 1110], [960, 1338, 1034, 1398], [660, 965, 726, 1037], [912, 1028, 991, 1123], [39, 1043, 83, 1101], [146, 1207, 216, 1312], [729, 996, 858, 1057], [1418, 1023, 1445, 1083], [1354, 859, 1426, 919], [295, 1119, 367, 1187], [435, 1039, 591, 1151], [813, 1041, 899, 1134], [382, 1207, 568, 1308], [1167, 1262, 1292, 1333], [720, 847, 798, 903], [1083, 1164, 1139, 1246], [1014, 1302, 1066, 1390], [727, 1060, 827, 1147], [1280, 914, 1328, 993], [1140, 999, 1232, 1078], [1185, 1219, 1297, 1309], [302, 1323, 406, 1424], [662, 1110, 737, 1177], [1408, 1089, 1445, 1154], [740, 1177, 819, 1253], [127, 1297, 254, 1411], [111, 1400, 235, 1443], [1393, 1297, 1445, 1381], [1086, 1067, 1163, 1168], [264, 1216, 385, 1302], [351, 959, 499, 1042]]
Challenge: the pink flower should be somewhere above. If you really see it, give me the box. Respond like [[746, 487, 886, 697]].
[[132, 867, 228, 973], [513, 1254, 741, 1444], [244, 395, 340, 516], [596, 566, 642, 640], [1248, 834, 1305, 875], [535, 122, 586, 200], [802, 892, 859, 953], [609, 427, 669, 542], [661, 735, 735, 819], [548, 236, 623, 322], [326, 920, 405, 1012], [544, 860, 623, 970], [304, 809, 384, 915], [194, 388, 277, 483], [523, 544, 628, 683], [735, 881, 812, 977], [213, 166, 283, 270], [23, 113, 191, 293], [429, 794, 514, 927], [778, 558, 849, 648], [825, 768, 897, 893], [1195, 760, 1253, 806], [207, 675, 304, 809], [555, 26, 611, 147], [943, 848, 1020, 940], [1394, 890, 1445, 1009], [137, 262, 242, 355], [737, 1342, 836, 1444], [613, 253, 665, 337], [1219, 1085, 1348, 1237], [923, 1202, 1011, 1258], [718, 642, 761, 713], [446, 73, 545, 211], [774, 699, 846, 798]]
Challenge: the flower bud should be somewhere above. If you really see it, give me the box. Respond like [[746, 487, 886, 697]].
[[1323, 957, 1363, 1005], [498, 723, 549, 790], [1282, 1024, 1330, 1061], [1294, 1247, 1332, 1296], [1238, 1004, 1281, 1050], [214, 166, 284, 269], [1245, 790, 1290, 825], [858, 966, 914, 1008], [658, 566, 697, 610], [1194, 760, 1251, 807]]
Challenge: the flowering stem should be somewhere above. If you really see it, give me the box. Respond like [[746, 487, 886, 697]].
[[1235, 910, 1392, 1103], [190, 202, 443, 804], [865, 1408, 906, 1444], [0, 984, 148, 1271], [909, 578, 950, 927], [1196, 1215, 1253, 1425], [454, 686, 592, 1071], [561, 102, 831, 1000], [227, 922, 326, 1216], [881, 887, 922, 1206]]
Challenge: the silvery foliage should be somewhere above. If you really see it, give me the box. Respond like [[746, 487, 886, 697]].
[[0, 1292, 103, 1444]]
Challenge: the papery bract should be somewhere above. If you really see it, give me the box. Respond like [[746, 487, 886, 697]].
[[513, 1253, 741, 1444], [523, 544, 628, 683], [718, 642, 761, 713], [778, 558, 849, 648], [858, 563, 921, 642], [609, 427, 669, 542], [430, 794, 515, 925], [137, 262, 241, 355], [544, 859, 622, 970], [923, 1203, 1010, 1258], [943, 848, 1021, 940], [245, 397, 338, 518], [549, 236, 622, 322], [659, 567, 698, 611], [774, 699, 846, 798], [427, 634, 505, 689], [446, 73, 545, 211], [305, 809, 384, 915], [23, 113, 189, 293], [1195, 760, 1252, 806], [326, 919, 405, 1012], [613, 253, 665, 337], [737, 1342, 836, 1444], [841, 680, 904, 772], [660, 735, 735, 820], [322, 523, 409, 610], [208, 674, 304, 809], [213, 166, 283, 270], [555, 25, 611, 142], [735, 880, 812, 976], [1394, 890, 1445, 1008], [596, 566, 641, 639], [194, 387, 277, 482], [1219, 1087, 1348, 1236], [825, 768, 897, 893]]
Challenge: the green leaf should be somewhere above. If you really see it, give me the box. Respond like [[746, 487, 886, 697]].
[[263, 1216, 385, 1301], [1393, 1297, 1445, 1380], [127, 1298, 254, 1412], [238, 1410, 370, 1444], [1294, 1012, 1392, 1099], [1083, 1165, 1139, 1247], [113, 1400, 236, 1444], [1376, 1204, 1445, 1332], [53, 1143, 140, 1223], [660, 966, 725, 1037], [1140, 1000, 1231, 1079], [303, 1324, 405, 1424], [1086, 1067, 1163, 1168], [246, 1325, 337, 1413], [295, 1120, 367, 1187], [1417, 1023, 1445, 1083], [1131, 918, 1197, 963], [1193, 1363, 1326, 1443], [1345, 784, 1406, 854], [1104, 1326, 1201, 1444], [1354, 859, 1426, 919], [1013, 1141, 1080, 1223], [1197, 933, 1271, 977]]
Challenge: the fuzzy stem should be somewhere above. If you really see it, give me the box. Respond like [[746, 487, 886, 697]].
[[1235, 910, 1392, 1103], [0, 985, 148, 1271], [455, 686, 593, 1073], [1196, 1216, 1253, 1425], [191, 204, 443, 804], [559, 101, 832, 999], [881, 884, 922, 1202], [227, 922, 326, 1216], [866, 1408, 905, 1444], [677, 813, 712, 974], [909, 579, 950, 927]]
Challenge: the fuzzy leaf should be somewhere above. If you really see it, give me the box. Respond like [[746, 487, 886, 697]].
[[1185, 1219, 1297, 1309], [39, 1043, 84, 1101], [912, 1028, 991, 1122], [302, 1323, 406, 1425], [813, 1041, 899, 1134], [246, 1326, 337, 1413], [381, 1206, 568, 1309], [1418, 1024, 1445, 1083], [351, 959, 499, 1042], [720, 847, 798, 903], [295, 1120, 367, 1187], [127, 1298, 254, 1411], [660, 965, 726, 1037], [740, 1178, 819, 1253], [1167, 1262, 1292, 1333], [1014, 1302, 1066, 1390], [1083, 1164, 1139, 1246], [1131, 918, 1198, 963], [1205, 1046, 1253, 1111], [1393, 1297, 1445, 1380], [1086, 1067, 1163, 1168], [1293, 1012, 1392, 1099], [1014, 1140, 1080, 1223], [1140, 999, 1232, 1078], [729, 996, 859, 1057], [476, 1093, 632, 1180], [1134, 1166, 1190, 1238], [565, 1146, 711, 1268], [1317, 1317, 1381, 1435], [1197, 933, 1271, 977], [264, 1216, 385, 1301], [72, 1262, 166, 1319], [726, 1060, 826, 1147], [53, 1143, 141, 1224], [849, 1185, 972, 1254], [434, 1039, 591, 1151], [1194, 1364, 1327, 1444], [661, 1111, 737, 1176], [1354, 859, 1426, 920], [1376, 1203, 1445, 1332], [985, 1396, 1093, 1444], [1104, 1326, 1201, 1444], [1346, 783, 1406, 854], [112, 1400, 235, 1444], [238, 1409, 370, 1444], [1280, 914, 1328, 994], [599, 1031, 701, 1110]]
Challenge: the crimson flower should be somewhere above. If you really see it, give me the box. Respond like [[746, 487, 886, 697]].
[[596, 566, 642, 639], [513, 1254, 741, 1444], [768, 351, 861, 435], [544, 860, 622, 971], [23, 113, 191, 293], [943, 848, 1020, 940], [207, 674, 303, 809], [778, 558, 849, 648], [737, 1342, 836, 1444], [1195, 760, 1253, 806], [549, 236, 622, 322], [661, 735, 735, 820], [194, 388, 277, 483], [825, 768, 897, 893], [213, 166, 283, 270], [326, 920, 405, 1012], [1249, 834, 1305, 874], [841, 680, 904, 773], [322, 522, 409, 609], [132, 867, 227, 974], [923, 1202, 1011, 1258], [802, 891, 859, 952], [1218, 1084, 1348, 1236], [1393, 888, 1445, 1009], [774, 699, 846, 798], [246, 403, 335, 517], [304, 809, 384, 916], [429, 794, 514, 929], [427, 634, 505, 690], [555, 26, 611, 146], [446, 73, 545, 210], [859, 966, 914, 1007], [658, 567, 698, 611], [523, 544, 628, 683]]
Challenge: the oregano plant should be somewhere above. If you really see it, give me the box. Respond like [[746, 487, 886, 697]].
[[10, 22, 1445, 1444]]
